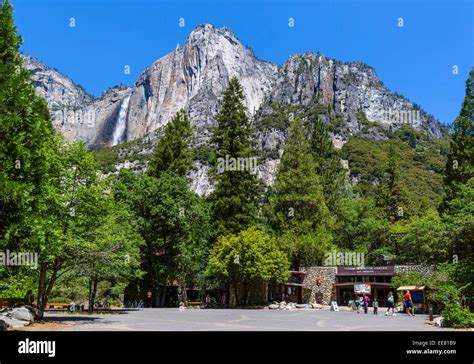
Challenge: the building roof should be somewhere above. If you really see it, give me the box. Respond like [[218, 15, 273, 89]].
[[396, 285, 427, 291]]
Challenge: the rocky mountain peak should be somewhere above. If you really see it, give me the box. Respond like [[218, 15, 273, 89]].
[[24, 24, 447, 193]]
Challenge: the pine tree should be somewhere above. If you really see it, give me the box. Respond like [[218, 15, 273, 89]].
[[310, 114, 348, 217], [0, 0, 57, 243], [376, 142, 412, 222], [269, 116, 333, 267], [147, 109, 193, 179], [441, 69, 474, 212], [209, 77, 261, 238], [440, 70, 474, 260]]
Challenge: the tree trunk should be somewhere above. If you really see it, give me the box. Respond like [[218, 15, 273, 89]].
[[182, 285, 188, 306], [152, 286, 160, 308], [36, 263, 48, 319], [88, 279, 98, 313], [178, 283, 188, 306], [45, 266, 59, 302], [160, 285, 167, 307], [233, 284, 240, 306]]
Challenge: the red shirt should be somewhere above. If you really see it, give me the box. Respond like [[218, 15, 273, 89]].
[[404, 292, 411, 301]]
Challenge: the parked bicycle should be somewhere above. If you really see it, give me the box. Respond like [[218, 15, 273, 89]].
[[94, 298, 110, 310]]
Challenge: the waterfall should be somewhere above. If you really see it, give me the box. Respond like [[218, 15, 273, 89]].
[[111, 94, 131, 146]]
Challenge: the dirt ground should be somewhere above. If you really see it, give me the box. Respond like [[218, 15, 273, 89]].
[[13, 320, 72, 331]]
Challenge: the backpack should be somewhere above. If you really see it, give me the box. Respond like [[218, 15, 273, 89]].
[[388, 295, 394, 303]]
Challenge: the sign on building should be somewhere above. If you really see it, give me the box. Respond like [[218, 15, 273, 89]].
[[354, 284, 371, 294]]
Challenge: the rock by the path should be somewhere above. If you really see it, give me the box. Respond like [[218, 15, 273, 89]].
[[268, 304, 279, 310], [434, 317, 444, 327], [0, 305, 36, 329], [0, 316, 30, 328], [10, 307, 35, 323], [0, 319, 11, 331]]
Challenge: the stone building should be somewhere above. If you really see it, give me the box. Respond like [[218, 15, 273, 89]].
[[300, 265, 435, 306]]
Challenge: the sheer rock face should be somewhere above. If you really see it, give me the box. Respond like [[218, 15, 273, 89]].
[[126, 24, 278, 145], [25, 24, 445, 193]]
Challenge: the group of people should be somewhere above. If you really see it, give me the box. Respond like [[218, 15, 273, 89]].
[[353, 290, 415, 316], [354, 293, 377, 314]]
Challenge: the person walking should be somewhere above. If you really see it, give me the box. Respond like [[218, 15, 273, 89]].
[[404, 290, 414, 316], [385, 291, 396, 316], [362, 294, 370, 314], [354, 295, 360, 314], [373, 298, 379, 315]]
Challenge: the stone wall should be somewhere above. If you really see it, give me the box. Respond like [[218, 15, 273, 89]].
[[301, 267, 337, 305], [394, 265, 435, 277]]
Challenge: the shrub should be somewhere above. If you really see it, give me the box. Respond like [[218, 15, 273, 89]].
[[442, 303, 474, 328]]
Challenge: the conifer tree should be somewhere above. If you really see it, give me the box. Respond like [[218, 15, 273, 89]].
[[440, 70, 473, 260], [209, 77, 261, 238], [376, 142, 412, 222], [441, 69, 474, 212], [147, 109, 193, 179], [269, 116, 333, 267], [310, 114, 348, 217], [0, 0, 58, 243]]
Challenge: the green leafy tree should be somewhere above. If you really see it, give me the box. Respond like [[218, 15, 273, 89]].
[[390, 209, 449, 264], [73, 201, 144, 312], [206, 227, 289, 306], [269, 116, 333, 267], [33, 141, 112, 316], [147, 110, 193, 179], [209, 77, 261, 237], [114, 170, 211, 307]]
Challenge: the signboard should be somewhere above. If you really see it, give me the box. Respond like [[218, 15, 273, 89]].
[[330, 301, 339, 311], [354, 284, 371, 294], [337, 266, 394, 276]]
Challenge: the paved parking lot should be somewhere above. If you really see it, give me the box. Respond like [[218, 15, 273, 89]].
[[41, 308, 451, 331]]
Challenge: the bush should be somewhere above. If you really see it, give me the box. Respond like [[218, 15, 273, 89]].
[[442, 303, 474, 328]]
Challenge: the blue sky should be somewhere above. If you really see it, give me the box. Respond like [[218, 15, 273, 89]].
[[12, 0, 474, 125]]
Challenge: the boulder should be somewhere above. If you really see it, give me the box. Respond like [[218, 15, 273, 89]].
[[0, 319, 11, 331], [295, 304, 308, 309], [434, 317, 444, 327], [0, 315, 30, 328], [279, 301, 287, 309], [268, 304, 279, 310], [9, 307, 35, 323]]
